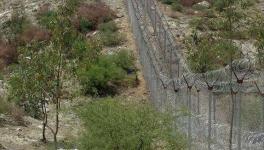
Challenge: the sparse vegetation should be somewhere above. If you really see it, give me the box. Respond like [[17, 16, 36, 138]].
[[186, 34, 240, 73], [3, 0, 264, 149], [98, 21, 125, 47], [0, 98, 9, 114], [78, 98, 186, 150]]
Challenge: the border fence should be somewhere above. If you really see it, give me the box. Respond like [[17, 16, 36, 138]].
[[125, 0, 264, 149]]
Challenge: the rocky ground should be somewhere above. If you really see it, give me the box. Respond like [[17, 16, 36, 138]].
[[0, 0, 148, 149], [158, 1, 261, 60]]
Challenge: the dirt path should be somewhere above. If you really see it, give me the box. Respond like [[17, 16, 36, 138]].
[[103, 0, 148, 101]]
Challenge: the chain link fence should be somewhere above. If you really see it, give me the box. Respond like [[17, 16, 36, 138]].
[[125, 0, 264, 149]]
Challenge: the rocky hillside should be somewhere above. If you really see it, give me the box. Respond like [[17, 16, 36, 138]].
[[0, 0, 148, 149]]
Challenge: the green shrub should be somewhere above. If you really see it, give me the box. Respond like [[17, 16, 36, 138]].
[[77, 55, 126, 96], [71, 37, 87, 59], [212, 0, 256, 11], [207, 18, 226, 31], [189, 17, 206, 31], [187, 36, 240, 73], [98, 21, 124, 47], [98, 21, 118, 33], [37, 10, 58, 29], [100, 31, 125, 47], [78, 98, 186, 150], [79, 18, 94, 33], [203, 9, 217, 18], [212, 0, 227, 11], [171, 2, 183, 12], [114, 50, 136, 72], [77, 49, 136, 96]]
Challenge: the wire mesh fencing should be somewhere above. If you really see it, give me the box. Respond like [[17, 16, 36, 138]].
[[125, 0, 264, 149]]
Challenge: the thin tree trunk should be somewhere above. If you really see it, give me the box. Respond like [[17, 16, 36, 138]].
[[53, 45, 63, 149], [41, 100, 47, 143]]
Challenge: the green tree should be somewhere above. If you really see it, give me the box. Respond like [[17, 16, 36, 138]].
[[8, 40, 63, 142]]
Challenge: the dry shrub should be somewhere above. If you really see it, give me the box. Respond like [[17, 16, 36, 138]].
[[0, 40, 17, 68], [9, 105, 25, 126], [36, 3, 51, 17], [73, 2, 117, 31], [19, 26, 51, 44]]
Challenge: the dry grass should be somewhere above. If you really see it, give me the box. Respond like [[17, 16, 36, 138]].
[[0, 40, 17, 68], [36, 3, 51, 17], [73, 2, 117, 31], [19, 26, 51, 44]]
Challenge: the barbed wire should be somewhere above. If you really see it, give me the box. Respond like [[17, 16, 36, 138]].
[[127, 0, 264, 149]]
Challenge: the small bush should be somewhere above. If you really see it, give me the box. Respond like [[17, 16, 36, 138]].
[[212, 0, 227, 11], [98, 21, 123, 47], [37, 10, 58, 29], [77, 49, 136, 96], [71, 37, 102, 61], [100, 31, 125, 47], [0, 40, 17, 66], [98, 21, 118, 33], [189, 17, 206, 30], [19, 26, 51, 44], [114, 50, 136, 73], [77, 55, 126, 96], [203, 9, 217, 18], [0, 98, 9, 114], [171, 2, 183, 12], [73, 2, 116, 32], [207, 18, 226, 31], [78, 98, 186, 150], [9, 105, 25, 125], [186, 36, 240, 73], [0, 98, 24, 125], [79, 18, 94, 33]]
